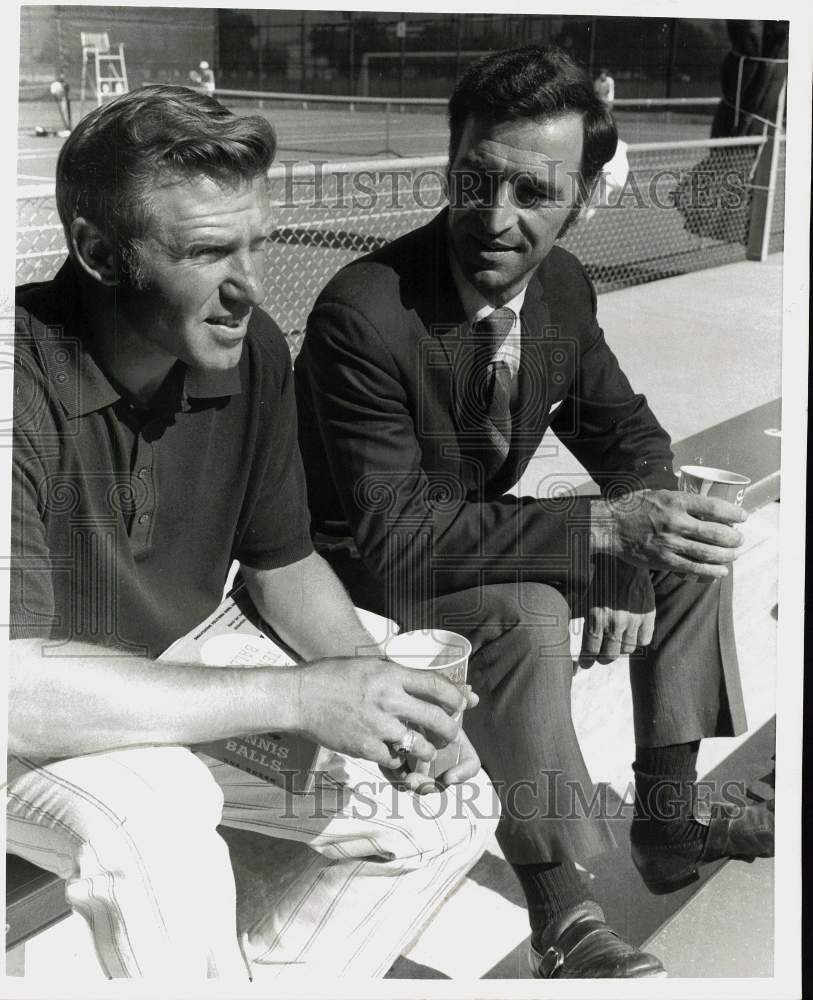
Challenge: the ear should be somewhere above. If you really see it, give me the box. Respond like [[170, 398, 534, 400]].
[[70, 217, 119, 286], [579, 173, 604, 215], [562, 175, 604, 233]]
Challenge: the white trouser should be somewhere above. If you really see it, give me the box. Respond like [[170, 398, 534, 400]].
[[6, 746, 498, 982]]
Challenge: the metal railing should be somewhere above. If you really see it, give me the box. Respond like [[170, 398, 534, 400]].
[[16, 134, 785, 357]]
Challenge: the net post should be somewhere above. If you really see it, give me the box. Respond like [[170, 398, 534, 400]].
[[746, 79, 787, 261]]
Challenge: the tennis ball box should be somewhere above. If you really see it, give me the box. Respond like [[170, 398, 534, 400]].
[[159, 585, 394, 794]]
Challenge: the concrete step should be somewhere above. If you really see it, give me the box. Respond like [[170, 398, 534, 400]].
[[643, 856, 774, 978]]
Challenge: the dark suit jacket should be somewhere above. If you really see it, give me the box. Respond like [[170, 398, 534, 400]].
[[295, 210, 677, 606]]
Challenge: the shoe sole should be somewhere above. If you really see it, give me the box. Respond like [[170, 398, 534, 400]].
[[643, 868, 701, 896], [643, 853, 764, 896], [527, 950, 669, 979]]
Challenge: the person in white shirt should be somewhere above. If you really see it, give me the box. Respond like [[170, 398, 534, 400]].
[[594, 68, 615, 108]]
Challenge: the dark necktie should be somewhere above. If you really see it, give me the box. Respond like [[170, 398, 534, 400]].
[[458, 306, 515, 484]]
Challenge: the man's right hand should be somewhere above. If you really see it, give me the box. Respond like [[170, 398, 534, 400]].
[[591, 489, 747, 579], [293, 656, 472, 769]]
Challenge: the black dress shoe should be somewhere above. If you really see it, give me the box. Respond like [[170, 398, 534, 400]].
[[631, 798, 775, 895], [528, 901, 666, 978]]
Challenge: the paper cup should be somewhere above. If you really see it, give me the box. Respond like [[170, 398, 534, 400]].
[[678, 465, 751, 507], [384, 629, 471, 779]]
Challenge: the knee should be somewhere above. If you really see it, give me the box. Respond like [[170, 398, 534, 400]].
[[398, 770, 500, 867], [58, 747, 224, 852], [514, 582, 571, 630], [115, 748, 226, 837], [479, 582, 571, 660]]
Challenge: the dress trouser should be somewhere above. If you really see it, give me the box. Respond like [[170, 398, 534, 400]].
[[6, 747, 498, 981], [324, 550, 746, 867]]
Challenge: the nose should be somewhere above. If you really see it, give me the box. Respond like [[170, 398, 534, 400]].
[[221, 249, 264, 307], [477, 179, 516, 236]]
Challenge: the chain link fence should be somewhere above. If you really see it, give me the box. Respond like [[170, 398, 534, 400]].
[[563, 137, 769, 291], [17, 136, 784, 357]]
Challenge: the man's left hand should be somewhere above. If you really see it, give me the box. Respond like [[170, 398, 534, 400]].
[[579, 605, 655, 667], [435, 728, 481, 787], [385, 729, 482, 794]]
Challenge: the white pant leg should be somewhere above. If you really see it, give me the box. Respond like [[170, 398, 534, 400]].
[[209, 752, 500, 978], [7, 746, 499, 982], [6, 747, 249, 982]]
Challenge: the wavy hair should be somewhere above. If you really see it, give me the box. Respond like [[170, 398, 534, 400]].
[[448, 46, 617, 194], [56, 84, 277, 257]]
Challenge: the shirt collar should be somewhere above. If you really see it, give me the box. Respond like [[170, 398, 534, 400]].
[[183, 365, 242, 401], [41, 261, 242, 418], [447, 246, 528, 326]]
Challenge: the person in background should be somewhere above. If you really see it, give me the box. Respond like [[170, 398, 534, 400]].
[[49, 73, 72, 134], [594, 67, 615, 108], [581, 136, 629, 223], [189, 59, 216, 95]]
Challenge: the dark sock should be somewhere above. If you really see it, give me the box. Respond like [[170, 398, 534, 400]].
[[634, 741, 700, 780], [513, 861, 590, 944], [633, 741, 708, 845]]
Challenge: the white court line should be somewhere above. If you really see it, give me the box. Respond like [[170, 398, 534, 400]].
[[17, 150, 61, 160]]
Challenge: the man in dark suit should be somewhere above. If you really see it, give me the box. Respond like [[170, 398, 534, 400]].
[[295, 46, 774, 979]]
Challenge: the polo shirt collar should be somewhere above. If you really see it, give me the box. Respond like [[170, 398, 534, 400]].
[[44, 261, 242, 417], [184, 364, 242, 400]]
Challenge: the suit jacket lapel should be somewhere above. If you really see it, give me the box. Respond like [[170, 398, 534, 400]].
[[411, 210, 465, 329], [413, 214, 474, 434]]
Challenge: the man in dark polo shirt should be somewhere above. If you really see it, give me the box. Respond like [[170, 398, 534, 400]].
[[8, 85, 497, 981]]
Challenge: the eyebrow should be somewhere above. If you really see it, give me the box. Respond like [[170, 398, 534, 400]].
[[516, 173, 560, 197], [177, 225, 275, 252], [459, 156, 563, 198]]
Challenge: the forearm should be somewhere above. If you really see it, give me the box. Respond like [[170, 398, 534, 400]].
[[241, 552, 381, 660], [357, 492, 594, 594], [8, 637, 301, 759]]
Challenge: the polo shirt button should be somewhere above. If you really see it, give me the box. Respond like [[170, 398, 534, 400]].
[[137, 467, 150, 479], [56, 373, 66, 383], [138, 513, 151, 525]]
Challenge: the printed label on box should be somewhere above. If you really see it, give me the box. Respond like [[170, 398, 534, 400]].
[[159, 585, 330, 793]]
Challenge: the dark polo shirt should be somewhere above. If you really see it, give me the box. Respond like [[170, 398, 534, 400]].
[[12, 262, 313, 658]]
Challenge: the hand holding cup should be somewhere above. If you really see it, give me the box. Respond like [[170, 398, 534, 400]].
[[384, 629, 472, 787], [677, 465, 750, 581]]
